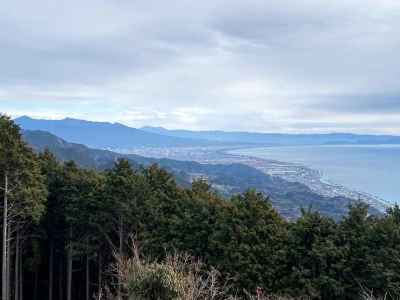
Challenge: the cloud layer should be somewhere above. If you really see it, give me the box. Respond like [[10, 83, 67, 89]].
[[1, 0, 400, 133]]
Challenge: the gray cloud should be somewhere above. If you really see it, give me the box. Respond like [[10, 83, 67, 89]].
[[1, 0, 400, 133], [307, 94, 400, 114]]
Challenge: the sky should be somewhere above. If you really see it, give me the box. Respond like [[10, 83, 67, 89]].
[[1, 0, 400, 134]]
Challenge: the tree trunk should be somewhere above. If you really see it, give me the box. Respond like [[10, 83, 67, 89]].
[[14, 227, 19, 300], [33, 264, 38, 300], [19, 251, 22, 300], [58, 259, 63, 300], [86, 253, 90, 300], [119, 217, 123, 257], [67, 226, 73, 300], [97, 253, 102, 297], [117, 216, 123, 300], [49, 240, 54, 300], [2, 174, 8, 300], [7, 226, 11, 300]]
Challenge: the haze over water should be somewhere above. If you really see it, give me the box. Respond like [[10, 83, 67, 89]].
[[233, 145, 400, 204]]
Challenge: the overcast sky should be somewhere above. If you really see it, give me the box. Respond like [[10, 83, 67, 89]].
[[1, 0, 400, 133]]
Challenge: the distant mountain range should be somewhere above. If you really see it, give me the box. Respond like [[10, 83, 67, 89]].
[[22, 129, 372, 219], [15, 116, 400, 151], [142, 126, 400, 146], [16, 116, 213, 149]]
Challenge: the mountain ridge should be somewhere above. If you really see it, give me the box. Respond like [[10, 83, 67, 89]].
[[16, 116, 400, 149], [141, 126, 400, 145], [15, 116, 214, 149]]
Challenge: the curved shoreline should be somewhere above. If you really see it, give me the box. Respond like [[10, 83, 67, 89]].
[[222, 147, 391, 212], [124, 145, 392, 212]]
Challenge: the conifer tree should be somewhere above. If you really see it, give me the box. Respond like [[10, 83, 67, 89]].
[[0, 115, 47, 300]]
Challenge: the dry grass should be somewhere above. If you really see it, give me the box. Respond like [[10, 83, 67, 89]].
[[117, 253, 229, 300], [360, 288, 399, 300], [107, 240, 232, 300], [96, 240, 311, 300], [243, 293, 310, 300], [97, 240, 395, 300]]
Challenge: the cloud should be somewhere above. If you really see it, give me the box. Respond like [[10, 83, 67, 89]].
[[1, 0, 400, 133]]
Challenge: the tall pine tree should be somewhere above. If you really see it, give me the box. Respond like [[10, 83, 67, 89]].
[[0, 115, 47, 300]]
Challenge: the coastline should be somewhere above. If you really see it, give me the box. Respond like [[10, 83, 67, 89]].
[[123, 145, 391, 212], [223, 147, 391, 212]]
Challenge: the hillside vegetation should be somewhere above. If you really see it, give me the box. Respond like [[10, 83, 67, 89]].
[[1, 115, 400, 300], [22, 129, 363, 220]]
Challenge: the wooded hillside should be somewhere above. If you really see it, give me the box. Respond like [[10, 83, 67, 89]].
[[1, 115, 399, 300]]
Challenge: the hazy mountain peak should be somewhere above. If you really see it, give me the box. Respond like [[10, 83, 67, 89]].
[[15, 116, 213, 149], [15, 116, 400, 150], [141, 126, 166, 130], [15, 115, 33, 121]]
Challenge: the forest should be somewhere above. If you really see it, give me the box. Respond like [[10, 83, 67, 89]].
[[1, 114, 400, 300]]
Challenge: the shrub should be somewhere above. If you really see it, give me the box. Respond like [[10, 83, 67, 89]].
[[113, 241, 229, 300]]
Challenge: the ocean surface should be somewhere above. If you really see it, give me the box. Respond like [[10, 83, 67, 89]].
[[232, 145, 400, 204]]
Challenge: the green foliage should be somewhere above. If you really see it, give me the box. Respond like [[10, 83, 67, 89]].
[[2, 118, 400, 300], [209, 190, 287, 292], [282, 209, 342, 299], [0, 114, 47, 222]]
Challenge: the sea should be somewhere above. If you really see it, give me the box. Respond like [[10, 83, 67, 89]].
[[231, 145, 400, 204]]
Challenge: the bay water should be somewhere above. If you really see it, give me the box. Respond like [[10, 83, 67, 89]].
[[231, 145, 400, 204]]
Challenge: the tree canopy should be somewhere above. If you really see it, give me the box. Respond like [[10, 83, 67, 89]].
[[1, 115, 399, 300]]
